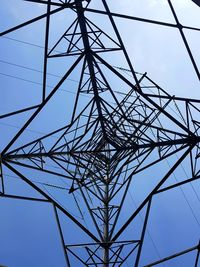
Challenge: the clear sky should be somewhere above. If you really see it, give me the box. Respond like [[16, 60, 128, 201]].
[[1, 1, 200, 267]]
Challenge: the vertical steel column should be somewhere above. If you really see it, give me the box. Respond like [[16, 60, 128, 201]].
[[103, 171, 109, 266], [74, 1, 111, 264], [75, 0, 107, 135]]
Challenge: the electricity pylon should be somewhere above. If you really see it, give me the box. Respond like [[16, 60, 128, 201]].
[[1, 0, 200, 266]]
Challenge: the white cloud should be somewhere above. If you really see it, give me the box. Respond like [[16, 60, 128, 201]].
[[173, 0, 193, 9], [147, 0, 192, 9], [147, 0, 167, 7]]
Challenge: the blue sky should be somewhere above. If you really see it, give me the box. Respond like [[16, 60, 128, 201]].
[[1, 1, 200, 266]]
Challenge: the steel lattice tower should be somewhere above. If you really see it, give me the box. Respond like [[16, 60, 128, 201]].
[[1, 0, 200, 266]]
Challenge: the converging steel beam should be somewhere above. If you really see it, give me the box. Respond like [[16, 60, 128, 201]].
[[192, 0, 200, 7], [1, 1, 200, 266], [3, 136, 200, 160], [144, 244, 200, 267]]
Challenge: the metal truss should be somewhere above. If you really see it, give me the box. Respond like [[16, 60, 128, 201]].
[[1, 0, 200, 266]]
